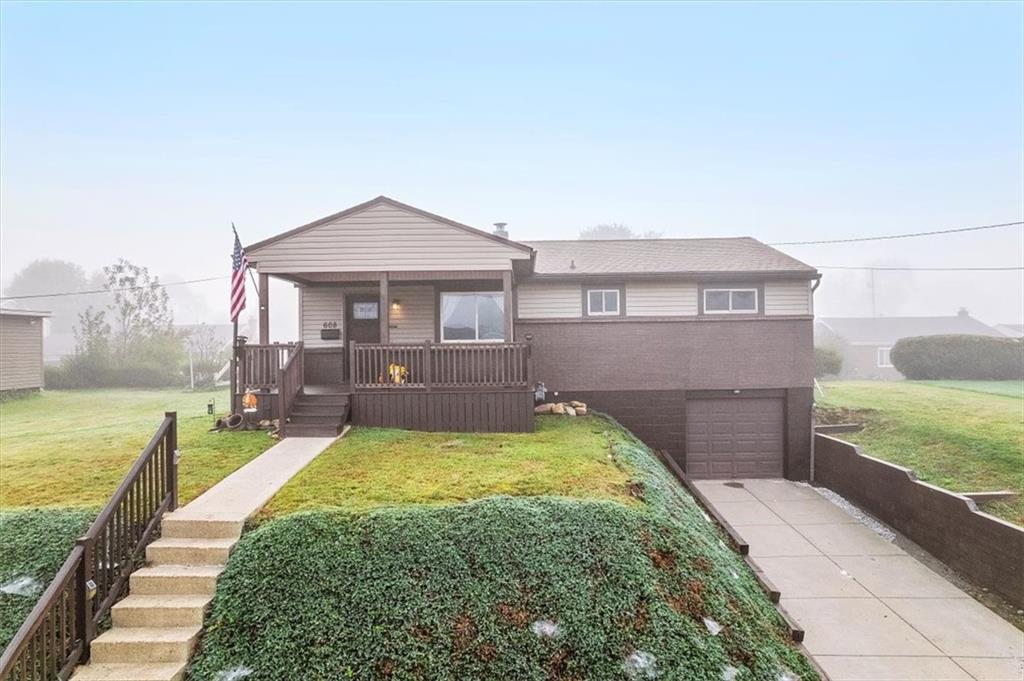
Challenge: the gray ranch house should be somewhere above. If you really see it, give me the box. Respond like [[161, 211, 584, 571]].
[[235, 196, 819, 481]]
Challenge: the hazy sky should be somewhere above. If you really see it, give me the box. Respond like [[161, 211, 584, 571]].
[[2, 1, 1022, 341]]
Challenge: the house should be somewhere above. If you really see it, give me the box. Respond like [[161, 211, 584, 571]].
[[993, 323, 1024, 339], [0, 308, 50, 394], [237, 196, 819, 480], [815, 309, 1005, 380]]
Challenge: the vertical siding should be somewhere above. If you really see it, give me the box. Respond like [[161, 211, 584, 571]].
[[250, 202, 529, 273], [516, 283, 582, 318], [390, 285, 435, 343], [625, 281, 698, 316], [301, 287, 345, 347], [0, 315, 44, 391], [764, 281, 812, 316]]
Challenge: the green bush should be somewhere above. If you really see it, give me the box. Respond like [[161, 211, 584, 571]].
[[890, 335, 1024, 380], [813, 346, 843, 378], [189, 417, 816, 681], [0, 508, 95, 649]]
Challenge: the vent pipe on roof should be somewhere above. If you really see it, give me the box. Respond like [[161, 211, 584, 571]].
[[957, 307, 969, 317], [493, 222, 509, 239]]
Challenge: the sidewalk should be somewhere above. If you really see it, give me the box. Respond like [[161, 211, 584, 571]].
[[694, 478, 1024, 681]]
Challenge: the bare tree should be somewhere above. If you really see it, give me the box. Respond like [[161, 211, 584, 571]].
[[580, 223, 663, 240], [186, 324, 229, 388], [102, 259, 174, 355]]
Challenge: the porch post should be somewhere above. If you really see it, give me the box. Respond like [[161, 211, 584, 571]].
[[502, 270, 514, 342], [379, 272, 390, 344], [258, 273, 269, 344]]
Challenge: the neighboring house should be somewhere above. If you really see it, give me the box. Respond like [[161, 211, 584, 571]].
[[0, 308, 50, 394], [815, 309, 1004, 380], [993, 323, 1024, 339], [238, 196, 819, 480]]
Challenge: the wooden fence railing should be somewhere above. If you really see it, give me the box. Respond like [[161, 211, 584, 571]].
[[277, 342, 304, 438], [0, 413, 178, 681], [235, 343, 297, 391], [351, 341, 531, 390]]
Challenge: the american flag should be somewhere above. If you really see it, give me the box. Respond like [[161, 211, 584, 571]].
[[230, 226, 248, 322]]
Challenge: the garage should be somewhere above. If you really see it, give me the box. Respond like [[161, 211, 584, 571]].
[[684, 397, 785, 479]]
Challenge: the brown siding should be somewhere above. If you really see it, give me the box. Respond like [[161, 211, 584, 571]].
[[517, 318, 814, 391], [352, 389, 535, 432], [814, 434, 1024, 608], [0, 315, 44, 391]]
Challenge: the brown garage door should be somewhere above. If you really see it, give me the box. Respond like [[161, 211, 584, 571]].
[[685, 398, 784, 479]]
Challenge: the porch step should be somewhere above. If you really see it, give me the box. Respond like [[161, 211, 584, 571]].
[[89, 626, 201, 664], [287, 412, 346, 426], [145, 537, 236, 566], [295, 393, 350, 406], [160, 514, 243, 539], [71, 662, 186, 681], [111, 594, 213, 628], [129, 564, 224, 596], [285, 423, 343, 437], [290, 403, 347, 417]]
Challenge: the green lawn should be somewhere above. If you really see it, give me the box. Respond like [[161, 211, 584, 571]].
[[919, 380, 1024, 399], [0, 389, 272, 508], [817, 381, 1024, 525], [192, 416, 817, 680], [264, 417, 635, 516]]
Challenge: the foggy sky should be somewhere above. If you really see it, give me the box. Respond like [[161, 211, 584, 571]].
[[1, 2, 1021, 343]]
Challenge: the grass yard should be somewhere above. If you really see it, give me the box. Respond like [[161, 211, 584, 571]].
[[191, 415, 817, 681], [919, 380, 1024, 399], [0, 389, 272, 508], [817, 381, 1024, 525], [264, 417, 635, 516]]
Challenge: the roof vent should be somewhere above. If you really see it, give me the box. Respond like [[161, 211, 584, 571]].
[[493, 222, 509, 239], [957, 307, 969, 317]]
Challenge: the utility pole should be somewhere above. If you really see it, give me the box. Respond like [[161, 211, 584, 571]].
[[870, 269, 877, 318]]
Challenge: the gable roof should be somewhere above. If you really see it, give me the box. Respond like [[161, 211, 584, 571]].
[[0, 308, 50, 318], [523, 237, 817, 278], [246, 196, 535, 256], [816, 314, 1004, 344]]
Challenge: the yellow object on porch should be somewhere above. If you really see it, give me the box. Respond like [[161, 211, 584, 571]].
[[388, 363, 408, 384]]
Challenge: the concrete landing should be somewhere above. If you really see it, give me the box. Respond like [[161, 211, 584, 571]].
[[695, 478, 1024, 681]]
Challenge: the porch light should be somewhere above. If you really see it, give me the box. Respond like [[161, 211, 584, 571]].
[[391, 299, 401, 310]]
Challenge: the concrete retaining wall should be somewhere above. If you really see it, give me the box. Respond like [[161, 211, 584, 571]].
[[813, 433, 1024, 608]]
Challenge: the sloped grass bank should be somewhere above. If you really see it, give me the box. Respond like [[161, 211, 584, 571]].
[[0, 508, 95, 649], [189, 416, 817, 680]]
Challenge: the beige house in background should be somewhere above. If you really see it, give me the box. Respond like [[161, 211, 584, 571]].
[[0, 308, 49, 393]]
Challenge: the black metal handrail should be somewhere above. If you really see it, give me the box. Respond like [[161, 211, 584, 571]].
[[0, 412, 178, 680]]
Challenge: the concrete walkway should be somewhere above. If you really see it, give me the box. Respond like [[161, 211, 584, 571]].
[[694, 479, 1024, 681], [73, 434, 338, 681]]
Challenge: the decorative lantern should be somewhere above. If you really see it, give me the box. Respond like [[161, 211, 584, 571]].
[[242, 392, 258, 410]]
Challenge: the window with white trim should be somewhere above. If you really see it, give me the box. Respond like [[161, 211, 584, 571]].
[[440, 292, 504, 342], [586, 289, 620, 316], [703, 288, 758, 314], [877, 347, 893, 368]]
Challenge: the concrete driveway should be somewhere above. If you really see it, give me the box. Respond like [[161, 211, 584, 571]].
[[693, 478, 1024, 681]]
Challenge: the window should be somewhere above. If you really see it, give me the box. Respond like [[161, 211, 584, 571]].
[[351, 302, 379, 320], [440, 292, 504, 342], [586, 289, 621, 316], [877, 347, 893, 368], [703, 288, 758, 314]]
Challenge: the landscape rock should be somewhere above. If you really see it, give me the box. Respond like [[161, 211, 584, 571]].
[[564, 406, 576, 416], [535, 403, 555, 414], [569, 401, 587, 409], [575, 406, 588, 415], [552, 403, 566, 415]]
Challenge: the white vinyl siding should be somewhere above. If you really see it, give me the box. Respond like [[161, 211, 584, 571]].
[[300, 287, 345, 347], [625, 282, 698, 316], [516, 283, 582, 319], [0, 315, 44, 391], [250, 202, 530, 273], [764, 281, 813, 316], [389, 286, 435, 343]]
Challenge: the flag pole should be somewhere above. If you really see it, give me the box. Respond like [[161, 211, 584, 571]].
[[233, 223, 261, 292]]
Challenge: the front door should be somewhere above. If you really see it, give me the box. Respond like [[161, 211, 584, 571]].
[[345, 296, 380, 379]]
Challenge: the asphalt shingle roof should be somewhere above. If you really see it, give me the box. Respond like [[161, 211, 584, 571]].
[[817, 315, 1004, 344], [522, 238, 816, 276]]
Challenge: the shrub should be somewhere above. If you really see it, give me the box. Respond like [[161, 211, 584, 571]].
[[891, 335, 1024, 380], [813, 346, 843, 378]]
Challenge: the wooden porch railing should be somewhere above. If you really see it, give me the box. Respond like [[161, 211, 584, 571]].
[[235, 343, 297, 391], [0, 413, 178, 681], [351, 341, 532, 390], [277, 341, 304, 438]]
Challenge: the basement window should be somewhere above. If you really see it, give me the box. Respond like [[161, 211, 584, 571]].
[[704, 288, 758, 314]]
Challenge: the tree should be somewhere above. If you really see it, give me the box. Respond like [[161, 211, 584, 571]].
[[2, 259, 106, 333], [579, 223, 663, 240], [186, 324, 229, 388], [102, 258, 174, 355]]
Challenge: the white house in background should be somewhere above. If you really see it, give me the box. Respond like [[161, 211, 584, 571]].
[[0, 308, 50, 393], [993, 323, 1024, 339]]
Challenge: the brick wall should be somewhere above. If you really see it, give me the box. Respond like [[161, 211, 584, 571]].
[[814, 434, 1024, 608]]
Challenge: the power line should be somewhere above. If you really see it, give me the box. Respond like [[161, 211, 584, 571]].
[[0, 276, 229, 301], [817, 265, 1023, 272], [770, 220, 1023, 246]]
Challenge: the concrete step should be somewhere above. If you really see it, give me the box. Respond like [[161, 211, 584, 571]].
[[111, 594, 213, 628], [71, 662, 186, 681], [161, 514, 243, 539], [284, 423, 342, 437], [146, 537, 236, 566], [130, 564, 224, 596], [90, 627, 201, 664]]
